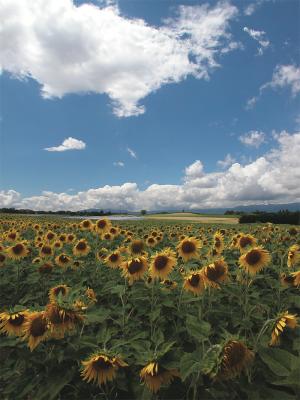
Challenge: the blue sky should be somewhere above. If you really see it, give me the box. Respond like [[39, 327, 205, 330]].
[[0, 0, 300, 210]]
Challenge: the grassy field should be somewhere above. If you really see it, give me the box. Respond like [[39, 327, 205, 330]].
[[146, 212, 239, 224], [0, 215, 299, 400]]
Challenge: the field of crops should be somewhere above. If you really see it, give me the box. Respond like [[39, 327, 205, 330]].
[[0, 215, 299, 400]]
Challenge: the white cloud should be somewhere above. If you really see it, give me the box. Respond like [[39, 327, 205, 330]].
[[0, 0, 239, 117], [44, 137, 86, 152], [2, 132, 300, 210], [127, 147, 137, 159], [239, 130, 266, 148], [243, 26, 270, 55], [246, 64, 300, 109], [217, 153, 236, 168], [113, 161, 124, 167], [244, 3, 256, 16]]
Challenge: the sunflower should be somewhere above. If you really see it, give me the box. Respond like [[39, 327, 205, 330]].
[[160, 279, 177, 290], [270, 312, 298, 346], [81, 353, 128, 386], [218, 340, 254, 380], [213, 231, 224, 254], [291, 270, 300, 287], [39, 244, 53, 258], [121, 257, 148, 284], [287, 245, 300, 268], [203, 259, 229, 288], [67, 233, 76, 243], [80, 219, 93, 231], [45, 303, 84, 337], [86, 288, 97, 303], [102, 232, 113, 241], [183, 271, 205, 295], [146, 236, 157, 248], [73, 239, 90, 257], [55, 253, 72, 268], [49, 284, 70, 304], [238, 234, 257, 253], [105, 251, 123, 269], [129, 239, 145, 255], [177, 237, 201, 262], [53, 240, 63, 249], [0, 310, 30, 336], [44, 230, 56, 242], [22, 311, 49, 351], [6, 231, 19, 242], [96, 248, 108, 262], [95, 218, 112, 234], [150, 249, 176, 279], [6, 242, 28, 260], [140, 362, 179, 393], [239, 247, 271, 275]]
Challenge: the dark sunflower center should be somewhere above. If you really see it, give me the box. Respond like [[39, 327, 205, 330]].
[[9, 314, 25, 326], [154, 255, 168, 270], [30, 316, 47, 337], [8, 233, 17, 240], [245, 250, 261, 265], [284, 275, 295, 284], [39, 263, 52, 273], [131, 241, 144, 254], [59, 255, 69, 263], [181, 241, 196, 254], [0, 254, 6, 262], [83, 221, 90, 227], [239, 237, 253, 248], [148, 238, 155, 244], [206, 264, 225, 281], [128, 260, 143, 274], [109, 254, 119, 263], [92, 358, 112, 371], [215, 238, 221, 248], [47, 233, 55, 240], [48, 307, 64, 324], [76, 242, 87, 251], [12, 244, 24, 255], [104, 234, 111, 240], [110, 228, 117, 234], [59, 236, 66, 241], [42, 246, 52, 255], [97, 221, 106, 229], [68, 235, 74, 241], [189, 274, 200, 287]]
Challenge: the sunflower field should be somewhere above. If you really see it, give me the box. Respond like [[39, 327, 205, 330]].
[[0, 215, 299, 400]]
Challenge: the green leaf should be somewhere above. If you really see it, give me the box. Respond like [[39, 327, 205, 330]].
[[186, 315, 211, 342], [258, 347, 298, 377], [180, 352, 201, 381]]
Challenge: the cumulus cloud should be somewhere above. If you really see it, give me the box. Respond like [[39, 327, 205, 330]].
[[239, 130, 266, 148], [127, 147, 137, 159], [113, 161, 125, 167], [246, 64, 300, 109], [2, 132, 300, 211], [243, 26, 270, 55], [44, 137, 86, 152], [217, 153, 236, 168], [0, 0, 239, 117]]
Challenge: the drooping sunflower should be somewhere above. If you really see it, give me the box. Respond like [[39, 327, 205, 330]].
[[203, 259, 229, 288], [140, 362, 179, 393], [38, 262, 53, 274], [270, 312, 298, 346], [86, 287, 97, 303], [45, 303, 84, 337], [105, 251, 123, 269], [238, 234, 257, 253], [290, 270, 300, 287], [287, 245, 300, 268], [49, 284, 70, 304], [6, 242, 28, 260], [149, 249, 176, 279], [160, 279, 178, 290], [81, 353, 128, 386], [121, 257, 148, 284], [177, 237, 201, 262], [73, 239, 90, 257], [95, 218, 112, 234], [183, 271, 205, 295], [239, 247, 271, 275], [218, 340, 254, 380], [0, 310, 30, 336], [22, 311, 49, 351]]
